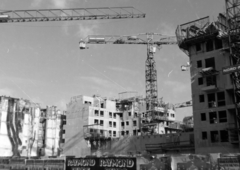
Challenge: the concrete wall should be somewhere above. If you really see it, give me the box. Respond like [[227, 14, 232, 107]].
[[188, 37, 238, 153], [63, 98, 90, 157]]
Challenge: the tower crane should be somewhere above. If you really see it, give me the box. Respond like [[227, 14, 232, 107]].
[[0, 7, 145, 23], [79, 33, 177, 126]]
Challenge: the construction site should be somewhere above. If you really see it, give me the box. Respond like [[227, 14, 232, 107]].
[[0, 0, 240, 170]]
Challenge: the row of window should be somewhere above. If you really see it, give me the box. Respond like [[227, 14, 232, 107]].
[[202, 130, 228, 143], [200, 110, 227, 124], [94, 110, 116, 118], [121, 120, 137, 127], [121, 129, 140, 136], [195, 38, 222, 53], [94, 119, 117, 127], [196, 57, 215, 69], [199, 91, 226, 108]]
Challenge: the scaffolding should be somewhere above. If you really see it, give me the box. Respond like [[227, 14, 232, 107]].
[[226, 0, 240, 146]]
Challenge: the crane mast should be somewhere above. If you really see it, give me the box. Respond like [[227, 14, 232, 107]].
[[80, 33, 177, 124], [0, 7, 145, 23]]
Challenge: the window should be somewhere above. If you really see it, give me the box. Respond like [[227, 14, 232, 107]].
[[196, 43, 201, 51], [100, 130, 103, 135], [220, 130, 228, 142], [134, 112, 138, 118], [205, 57, 215, 68], [94, 119, 99, 124], [101, 103, 104, 108], [206, 39, 214, 52], [113, 131, 116, 137], [109, 112, 112, 118], [121, 122, 124, 127], [201, 113, 206, 121], [128, 112, 131, 116], [109, 121, 112, 127], [215, 38, 223, 49], [208, 93, 216, 108], [94, 110, 99, 116], [109, 130, 112, 137], [113, 113, 116, 119], [206, 76, 216, 86], [133, 130, 137, 136], [121, 131, 125, 136], [199, 95, 205, 103], [209, 112, 217, 124], [133, 120, 137, 126], [126, 121, 129, 126], [217, 92, 225, 107], [198, 77, 203, 85], [100, 111, 104, 117], [113, 122, 116, 128], [210, 131, 219, 143], [202, 131, 207, 140], [218, 110, 227, 123], [100, 120, 104, 126], [126, 131, 129, 135], [197, 60, 202, 68]]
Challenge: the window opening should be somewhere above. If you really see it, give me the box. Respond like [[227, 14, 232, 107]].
[[196, 43, 201, 51], [199, 95, 205, 103], [209, 112, 217, 124], [206, 39, 214, 52], [198, 77, 203, 85], [208, 93, 216, 108], [217, 92, 225, 107], [201, 113, 206, 121], [220, 130, 228, 142], [205, 57, 215, 68], [202, 131, 207, 140], [218, 110, 227, 123], [197, 60, 202, 68], [215, 38, 223, 49], [210, 131, 219, 143]]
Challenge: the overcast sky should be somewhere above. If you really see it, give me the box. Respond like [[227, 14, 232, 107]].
[[0, 0, 225, 121]]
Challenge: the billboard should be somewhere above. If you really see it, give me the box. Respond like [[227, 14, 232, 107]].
[[222, 64, 240, 75], [66, 157, 136, 170]]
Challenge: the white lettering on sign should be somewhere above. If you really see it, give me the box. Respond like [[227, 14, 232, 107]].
[[67, 159, 96, 167], [99, 159, 134, 168]]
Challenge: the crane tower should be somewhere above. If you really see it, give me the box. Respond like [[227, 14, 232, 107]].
[[80, 33, 177, 126]]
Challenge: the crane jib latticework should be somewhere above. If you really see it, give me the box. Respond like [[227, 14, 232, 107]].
[[226, 0, 240, 144], [0, 7, 145, 23], [82, 34, 177, 123]]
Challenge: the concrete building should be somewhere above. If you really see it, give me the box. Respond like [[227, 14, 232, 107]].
[[63, 93, 189, 156], [176, 12, 239, 153]]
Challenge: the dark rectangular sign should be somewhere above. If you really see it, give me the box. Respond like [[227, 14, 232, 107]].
[[222, 64, 240, 75], [66, 157, 136, 170]]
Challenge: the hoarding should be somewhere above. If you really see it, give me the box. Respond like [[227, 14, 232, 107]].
[[218, 156, 240, 170], [222, 64, 240, 75], [66, 157, 136, 170]]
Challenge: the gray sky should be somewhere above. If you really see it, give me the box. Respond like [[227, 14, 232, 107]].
[[0, 0, 225, 121]]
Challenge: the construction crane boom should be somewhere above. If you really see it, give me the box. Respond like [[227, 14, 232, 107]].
[[80, 33, 177, 125], [174, 100, 192, 109], [0, 7, 145, 23]]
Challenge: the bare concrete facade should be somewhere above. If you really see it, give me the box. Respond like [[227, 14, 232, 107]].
[[176, 15, 239, 153]]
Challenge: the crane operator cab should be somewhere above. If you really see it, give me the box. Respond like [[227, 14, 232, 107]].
[[79, 40, 87, 49]]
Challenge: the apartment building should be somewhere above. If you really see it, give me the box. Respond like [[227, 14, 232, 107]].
[[176, 13, 239, 153]]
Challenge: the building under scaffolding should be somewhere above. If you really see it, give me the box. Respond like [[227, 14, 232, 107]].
[[175, 0, 240, 153]]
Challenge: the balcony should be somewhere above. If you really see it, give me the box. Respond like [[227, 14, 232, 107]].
[[201, 85, 218, 92], [199, 67, 219, 77]]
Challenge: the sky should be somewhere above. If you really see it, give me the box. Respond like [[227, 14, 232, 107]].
[[0, 0, 226, 121]]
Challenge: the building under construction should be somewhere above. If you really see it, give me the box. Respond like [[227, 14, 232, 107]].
[[175, 0, 240, 153], [0, 96, 65, 157]]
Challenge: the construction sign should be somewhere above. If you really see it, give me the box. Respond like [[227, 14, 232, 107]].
[[66, 157, 137, 170], [222, 64, 240, 75]]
